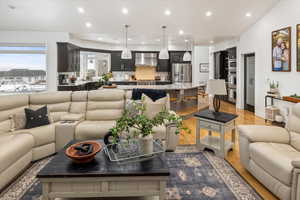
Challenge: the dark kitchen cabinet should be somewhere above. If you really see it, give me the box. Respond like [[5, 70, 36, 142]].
[[169, 51, 192, 64], [111, 51, 135, 71], [157, 59, 170, 72], [57, 43, 80, 72], [227, 47, 237, 59]]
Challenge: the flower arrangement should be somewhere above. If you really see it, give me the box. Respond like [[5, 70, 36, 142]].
[[99, 72, 113, 85]]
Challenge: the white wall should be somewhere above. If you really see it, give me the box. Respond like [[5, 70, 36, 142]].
[[192, 46, 209, 84], [212, 0, 300, 119], [0, 31, 69, 91]]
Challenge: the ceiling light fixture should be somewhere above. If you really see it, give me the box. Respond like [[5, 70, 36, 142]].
[[121, 24, 132, 59], [246, 12, 252, 17], [210, 40, 214, 44], [141, 42, 145, 45], [85, 22, 92, 28], [128, 38, 132, 41], [183, 39, 192, 62], [159, 26, 169, 60], [206, 11, 212, 17], [122, 8, 128, 15], [179, 30, 184, 35], [165, 9, 171, 16], [77, 7, 85, 13], [97, 37, 103, 41]]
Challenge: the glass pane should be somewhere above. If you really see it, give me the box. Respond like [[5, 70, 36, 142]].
[[0, 54, 47, 94], [0, 46, 46, 51]]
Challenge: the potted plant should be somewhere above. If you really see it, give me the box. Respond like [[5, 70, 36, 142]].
[[109, 99, 190, 155], [99, 72, 113, 86], [269, 80, 279, 93]]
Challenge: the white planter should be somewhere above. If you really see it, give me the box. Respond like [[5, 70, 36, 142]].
[[139, 135, 153, 155]]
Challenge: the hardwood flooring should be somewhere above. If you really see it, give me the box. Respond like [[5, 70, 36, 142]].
[[178, 100, 278, 200]]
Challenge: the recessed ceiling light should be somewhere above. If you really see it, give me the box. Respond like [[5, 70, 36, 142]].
[[97, 37, 103, 41], [128, 38, 132, 41], [85, 22, 92, 28], [185, 39, 189, 42], [205, 11, 212, 17], [156, 38, 161, 42], [210, 40, 214, 44], [246, 12, 252, 17], [179, 30, 184, 35], [122, 8, 128, 15], [164, 9, 171, 16], [141, 41, 145, 45], [77, 7, 85, 13]]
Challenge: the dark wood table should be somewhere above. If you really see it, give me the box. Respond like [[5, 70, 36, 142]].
[[37, 140, 170, 200]]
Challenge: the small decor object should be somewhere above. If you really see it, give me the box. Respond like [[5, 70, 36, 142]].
[[297, 24, 300, 72], [139, 134, 153, 155], [65, 141, 102, 163], [99, 72, 113, 86], [24, 106, 50, 129], [206, 79, 227, 112], [272, 27, 291, 72], [265, 106, 280, 122], [275, 115, 284, 123], [200, 63, 209, 73], [283, 94, 300, 103], [69, 75, 77, 83], [104, 132, 119, 146], [110, 96, 190, 155], [267, 80, 280, 97]]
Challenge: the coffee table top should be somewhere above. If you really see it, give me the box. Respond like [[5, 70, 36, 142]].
[[37, 140, 170, 178]]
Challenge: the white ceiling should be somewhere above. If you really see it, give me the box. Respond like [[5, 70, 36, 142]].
[[0, 0, 279, 45]]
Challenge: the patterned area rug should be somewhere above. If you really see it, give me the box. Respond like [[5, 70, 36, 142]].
[[0, 146, 262, 200]]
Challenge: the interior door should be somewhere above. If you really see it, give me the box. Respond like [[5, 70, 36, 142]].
[[244, 54, 255, 112]]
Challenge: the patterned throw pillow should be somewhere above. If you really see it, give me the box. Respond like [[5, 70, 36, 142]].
[[25, 106, 50, 129]]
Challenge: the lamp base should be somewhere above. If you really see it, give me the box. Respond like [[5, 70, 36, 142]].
[[213, 95, 221, 112]]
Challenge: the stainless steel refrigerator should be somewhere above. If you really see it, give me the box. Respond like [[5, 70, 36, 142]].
[[172, 63, 192, 83]]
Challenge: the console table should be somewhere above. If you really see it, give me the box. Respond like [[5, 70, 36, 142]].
[[194, 109, 238, 158]]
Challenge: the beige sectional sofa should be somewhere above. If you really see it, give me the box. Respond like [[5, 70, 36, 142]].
[[0, 89, 179, 191], [238, 103, 300, 200]]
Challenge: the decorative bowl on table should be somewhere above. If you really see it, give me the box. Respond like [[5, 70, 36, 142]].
[[65, 141, 102, 163]]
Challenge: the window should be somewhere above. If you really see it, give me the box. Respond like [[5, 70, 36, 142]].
[[0, 44, 47, 94]]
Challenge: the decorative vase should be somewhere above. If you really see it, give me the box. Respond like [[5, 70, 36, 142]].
[[270, 88, 279, 94], [139, 134, 153, 155]]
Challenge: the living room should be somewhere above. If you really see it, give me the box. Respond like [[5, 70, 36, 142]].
[[1, 0, 300, 200]]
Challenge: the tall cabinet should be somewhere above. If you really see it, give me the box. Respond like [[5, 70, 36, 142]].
[[57, 43, 80, 73]]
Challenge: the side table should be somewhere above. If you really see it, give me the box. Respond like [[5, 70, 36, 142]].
[[55, 121, 81, 152], [194, 109, 238, 158]]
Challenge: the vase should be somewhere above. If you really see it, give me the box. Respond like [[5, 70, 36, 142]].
[[139, 134, 153, 155]]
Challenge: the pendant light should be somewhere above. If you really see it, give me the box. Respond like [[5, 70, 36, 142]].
[[183, 39, 192, 61], [159, 26, 169, 60], [121, 24, 132, 59]]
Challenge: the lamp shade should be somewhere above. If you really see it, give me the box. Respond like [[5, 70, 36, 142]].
[[121, 48, 132, 59], [183, 51, 192, 61], [159, 49, 169, 59], [206, 79, 227, 95]]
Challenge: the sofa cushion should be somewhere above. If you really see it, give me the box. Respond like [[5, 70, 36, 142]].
[[0, 119, 13, 134], [61, 113, 84, 121], [142, 94, 167, 119], [25, 106, 50, 129], [250, 142, 300, 186], [0, 133, 34, 173], [13, 124, 56, 147], [75, 120, 116, 140]]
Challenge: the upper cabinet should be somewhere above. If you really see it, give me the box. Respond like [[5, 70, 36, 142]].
[[57, 42, 80, 72], [157, 59, 170, 72], [111, 51, 135, 71], [169, 51, 192, 63]]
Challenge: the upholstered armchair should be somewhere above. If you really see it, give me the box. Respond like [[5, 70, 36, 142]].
[[238, 103, 300, 200]]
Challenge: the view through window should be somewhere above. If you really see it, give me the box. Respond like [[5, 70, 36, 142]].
[[0, 45, 47, 94]]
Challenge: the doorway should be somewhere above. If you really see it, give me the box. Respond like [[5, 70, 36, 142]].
[[244, 54, 255, 112]]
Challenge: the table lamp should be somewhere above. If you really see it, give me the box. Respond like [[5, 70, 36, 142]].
[[206, 79, 227, 112]]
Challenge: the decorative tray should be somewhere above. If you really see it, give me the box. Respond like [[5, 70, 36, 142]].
[[103, 139, 165, 163]]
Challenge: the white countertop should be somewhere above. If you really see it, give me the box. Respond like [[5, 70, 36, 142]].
[[117, 83, 205, 90]]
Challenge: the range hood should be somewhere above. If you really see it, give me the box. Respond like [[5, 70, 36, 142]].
[[135, 53, 157, 66]]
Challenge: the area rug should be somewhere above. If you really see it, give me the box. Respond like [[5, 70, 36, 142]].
[[0, 146, 262, 200]]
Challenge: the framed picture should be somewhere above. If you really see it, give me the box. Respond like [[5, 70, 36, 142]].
[[272, 27, 291, 72], [297, 24, 300, 72], [199, 63, 209, 73]]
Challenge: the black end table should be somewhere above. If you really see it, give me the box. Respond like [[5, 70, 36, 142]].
[[194, 109, 238, 158]]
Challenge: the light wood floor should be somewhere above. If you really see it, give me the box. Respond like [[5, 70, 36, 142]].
[[178, 101, 278, 200]]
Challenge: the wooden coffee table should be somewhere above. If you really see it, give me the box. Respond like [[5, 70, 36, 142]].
[[37, 140, 170, 200]]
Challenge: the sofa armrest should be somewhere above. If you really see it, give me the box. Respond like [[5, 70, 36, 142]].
[[238, 125, 290, 144], [60, 113, 84, 121]]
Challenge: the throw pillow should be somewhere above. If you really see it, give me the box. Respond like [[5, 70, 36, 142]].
[[25, 106, 50, 129], [142, 94, 167, 119], [126, 99, 142, 117]]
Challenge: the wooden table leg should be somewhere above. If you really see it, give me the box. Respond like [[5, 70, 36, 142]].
[[220, 127, 225, 158], [42, 183, 50, 200], [196, 119, 201, 150], [159, 181, 166, 200]]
